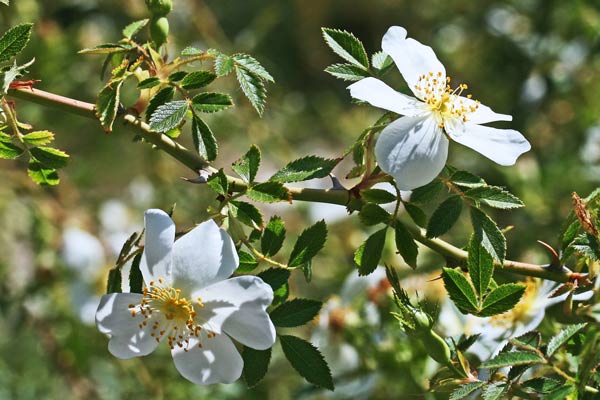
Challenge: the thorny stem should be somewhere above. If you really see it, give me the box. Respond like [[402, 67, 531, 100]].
[[7, 87, 585, 284]]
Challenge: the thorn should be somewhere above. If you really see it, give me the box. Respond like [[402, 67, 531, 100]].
[[329, 173, 346, 190], [181, 169, 210, 184], [537, 240, 561, 271]]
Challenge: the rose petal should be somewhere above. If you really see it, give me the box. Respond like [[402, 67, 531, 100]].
[[194, 276, 275, 350], [375, 115, 449, 190], [446, 121, 531, 166], [171, 333, 243, 385], [382, 26, 446, 97], [457, 96, 513, 124], [140, 209, 175, 285], [348, 77, 424, 116], [171, 219, 238, 293]]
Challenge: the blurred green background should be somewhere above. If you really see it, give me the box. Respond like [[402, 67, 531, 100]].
[[1, 0, 599, 398]]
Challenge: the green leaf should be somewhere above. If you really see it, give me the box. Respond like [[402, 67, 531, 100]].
[[181, 46, 202, 56], [168, 71, 187, 82], [270, 299, 322, 327], [451, 170, 487, 188], [214, 52, 234, 76], [465, 186, 524, 209], [442, 267, 478, 314], [521, 378, 563, 394], [261, 216, 286, 257], [0, 140, 23, 159], [359, 203, 390, 226], [232, 53, 274, 82], [546, 323, 587, 357], [288, 220, 327, 268], [191, 115, 218, 161], [478, 284, 525, 317], [450, 381, 485, 400], [371, 51, 394, 74], [409, 179, 445, 204], [361, 188, 396, 204], [471, 207, 506, 263], [571, 233, 600, 261], [206, 169, 228, 195], [479, 351, 546, 369], [482, 382, 508, 400], [242, 347, 271, 388], [128, 253, 143, 294], [21, 130, 54, 146], [544, 385, 576, 399], [247, 181, 290, 203], [404, 203, 427, 227], [106, 267, 122, 294], [0, 23, 33, 63], [191, 92, 233, 113], [257, 268, 290, 291], [270, 156, 338, 183], [321, 27, 369, 69], [467, 236, 494, 298], [426, 195, 463, 238], [181, 70, 217, 90], [237, 251, 259, 273], [78, 43, 133, 54], [279, 335, 333, 390], [96, 80, 124, 132], [232, 145, 261, 183], [394, 221, 418, 269], [148, 100, 188, 133], [27, 160, 59, 185], [354, 228, 387, 276], [510, 331, 541, 352], [229, 201, 263, 229], [122, 19, 148, 39], [324, 63, 370, 81], [30, 146, 69, 168], [137, 77, 161, 89], [235, 66, 267, 115], [146, 86, 174, 122]]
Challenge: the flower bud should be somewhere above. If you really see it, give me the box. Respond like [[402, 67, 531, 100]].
[[418, 330, 452, 366], [145, 0, 173, 16], [150, 16, 169, 48]]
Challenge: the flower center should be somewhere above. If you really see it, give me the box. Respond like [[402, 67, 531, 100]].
[[489, 279, 537, 329], [413, 71, 480, 128], [128, 278, 216, 351]]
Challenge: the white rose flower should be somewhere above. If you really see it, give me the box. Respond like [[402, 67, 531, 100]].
[[96, 209, 276, 385], [348, 26, 531, 190]]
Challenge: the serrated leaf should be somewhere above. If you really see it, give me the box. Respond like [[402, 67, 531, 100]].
[[479, 351, 545, 369], [404, 202, 427, 227], [30, 146, 69, 168], [270, 299, 322, 327], [442, 267, 478, 314], [237, 251, 259, 273], [206, 169, 228, 195], [243, 347, 271, 388], [521, 378, 563, 394], [232, 145, 260, 183], [449, 381, 485, 400], [78, 43, 133, 54], [544, 385, 576, 399], [288, 220, 327, 268], [321, 27, 369, 69], [180, 70, 216, 90], [0, 23, 32, 63], [478, 284, 525, 317], [451, 170, 487, 188], [0, 140, 23, 159], [232, 53, 274, 82], [410, 179, 445, 204], [467, 236, 494, 298], [122, 19, 148, 39], [168, 71, 187, 82], [181, 46, 202, 56], [546, 323, 586, 357], [128, 253, 143, 294], [354, 228, 387, 276], [191, 92, 233, 113], [106, 267, 122, 294], [235, 66, 267, 115], [270, 156, 338, 183], [96, 80, 124, 132], [261, 216, 286, 257], [229, 200, 263, 229], [426, 195, 463, 238], [510, 331, 541, 352], [465, 186, 524, 209], [273, 282, 290, 306], [21, 130, 54, 146], [191, 115, 218, 161], [214, 52, 234, 76], [394, 221, 418, 269], [279, 335, 333, 390], [482, 382, 508, 400], [471, 207, 506, 263], [27, 160, 59, 185], [148, 100, 188, 133], [247, 181, 290, 203], [361, 188, 396, 204], [257, 268, 290, 291], [571, 233, 600, 261], [371, 51, 394, 74], [1, 58, 34, 93], [324, 63, 370, 81], [137, 77, 161, 90], [359, 203, 390, 226]]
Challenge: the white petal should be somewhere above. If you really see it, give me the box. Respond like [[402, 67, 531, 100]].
[[381, 26, 446, 95], [375, 115, 449, 190], [194, 276, 275, 350], [446, 121, 531, 166], [348, 77, 424, 116], [172, 219, 238, 293], [140, 209, 175, 285], [96, 293, 161, 359], [171, 334, 243, 385], [457, 96, 513, 124]]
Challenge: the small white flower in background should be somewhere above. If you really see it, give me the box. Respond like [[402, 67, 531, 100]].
[[348, 26, 531, 190], [96, 209, 276, 385]]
